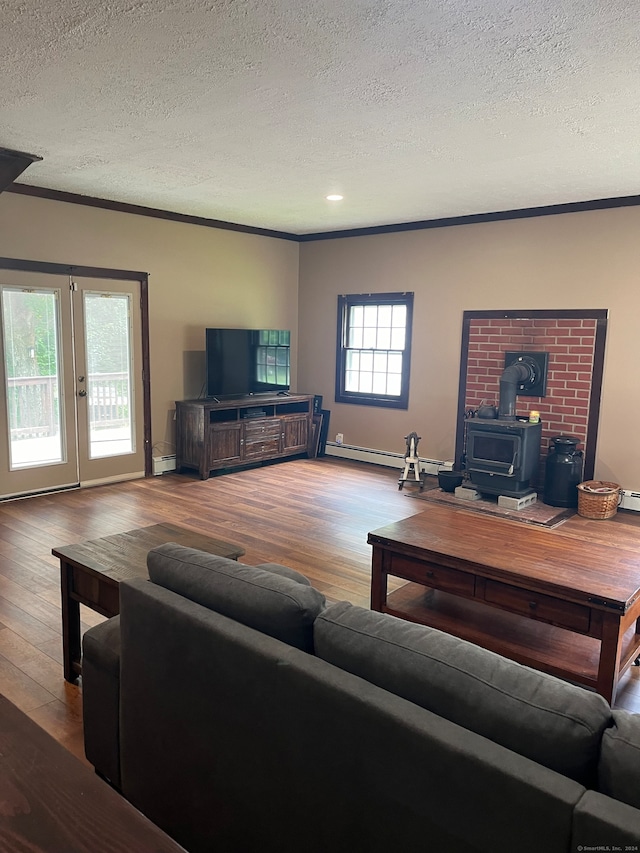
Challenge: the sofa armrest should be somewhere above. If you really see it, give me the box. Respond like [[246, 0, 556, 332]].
[[572, 790, 640, 850]]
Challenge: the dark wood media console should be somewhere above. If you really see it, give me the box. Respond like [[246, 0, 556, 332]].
[[369, 504, 640, 703], [176, 394, 314, 479]]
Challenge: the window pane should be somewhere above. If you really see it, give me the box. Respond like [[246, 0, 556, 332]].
[[2, 288, 64, 469], [84, 292, 134, 459], [372, 372, 387, 394], [376, 327, 391, 349], [345, 370, 360, 392], [360, 350, 374, 372], [362, 327, 377, 348], [378, 305, 392, 326], [373, 351, 388, 373], [390, 328, 406, 349], [350, 305, 363, 328], [392, 305, 407, 327], [346, 350, 360, 370], [388, 352, 403, 374], [348, 327, 363, 348], [387, 374, 402, 396], [363, 304, 378, 327], [359, 371, 373, 393]]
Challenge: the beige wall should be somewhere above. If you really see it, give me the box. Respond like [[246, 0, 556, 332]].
[[3, 190, 639, 488], [0, 192, 299, 459], [298, 206, 640, 488]]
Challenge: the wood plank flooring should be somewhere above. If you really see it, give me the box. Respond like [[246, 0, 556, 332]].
[[1, 456, 640, 767]]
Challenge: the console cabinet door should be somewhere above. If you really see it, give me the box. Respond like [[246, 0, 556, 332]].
[[209, 423, 243, 468], [282, 415, 309, 454]]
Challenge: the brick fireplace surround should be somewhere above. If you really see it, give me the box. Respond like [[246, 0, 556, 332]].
[[463, 317, 598, 488]]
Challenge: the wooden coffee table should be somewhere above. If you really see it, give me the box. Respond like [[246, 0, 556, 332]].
[[0, 693, 186, 851], [369, 505, 640, 703], [53, 523, 245, 682]]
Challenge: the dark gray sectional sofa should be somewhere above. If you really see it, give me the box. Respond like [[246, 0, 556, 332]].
[[82, 543, 640, 853]]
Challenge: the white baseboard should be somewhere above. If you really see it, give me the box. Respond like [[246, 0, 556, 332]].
[[153, 454, 177, 475], [325, 442, 449, 475]]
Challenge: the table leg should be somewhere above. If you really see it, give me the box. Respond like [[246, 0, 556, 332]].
[[596, 611, 625, 704], [370, 547, 387, 612], [60, 560, 81, 683]]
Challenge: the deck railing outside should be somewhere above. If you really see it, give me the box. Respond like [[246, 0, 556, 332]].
[[6, 372, 130, 438]]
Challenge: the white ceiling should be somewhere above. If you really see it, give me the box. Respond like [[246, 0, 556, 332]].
[[2, 0, 640, 236]]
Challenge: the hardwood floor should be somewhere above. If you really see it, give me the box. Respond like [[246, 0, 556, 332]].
[[1, 456, 640, 767]]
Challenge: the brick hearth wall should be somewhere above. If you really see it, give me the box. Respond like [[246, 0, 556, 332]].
[[465, 318, 596, 488]]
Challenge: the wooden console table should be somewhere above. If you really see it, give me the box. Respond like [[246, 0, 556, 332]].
[[368, 505, 640, 703], [53, 523, 245, 683]]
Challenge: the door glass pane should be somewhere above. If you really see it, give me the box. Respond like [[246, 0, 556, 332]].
[[1, 288, 64, 469], [84, 292, 134, 458]]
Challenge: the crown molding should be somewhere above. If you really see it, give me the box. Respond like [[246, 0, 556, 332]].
[[7, 183, 640, 243]]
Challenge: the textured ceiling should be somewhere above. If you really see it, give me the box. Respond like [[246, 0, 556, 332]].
[[1, 0, 640, 235]]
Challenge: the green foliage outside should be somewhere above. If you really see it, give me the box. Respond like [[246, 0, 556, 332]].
[[3, 290, 130, 378], [84, 293, 131, 375], [2, 290, 58, 378]]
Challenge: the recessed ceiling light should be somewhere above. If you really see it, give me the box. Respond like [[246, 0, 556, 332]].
[[326, 194, 343, 201]]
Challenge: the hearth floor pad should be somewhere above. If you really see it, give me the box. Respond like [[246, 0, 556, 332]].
[[407, 482, 575, 528]]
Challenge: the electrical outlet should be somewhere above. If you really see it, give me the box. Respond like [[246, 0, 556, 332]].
[[336, 433, 344, 445]]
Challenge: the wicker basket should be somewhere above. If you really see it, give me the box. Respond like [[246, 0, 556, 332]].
[[577, 480, 622, 520]]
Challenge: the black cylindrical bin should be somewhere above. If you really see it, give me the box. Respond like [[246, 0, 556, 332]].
[[543, 435, 583, 507]]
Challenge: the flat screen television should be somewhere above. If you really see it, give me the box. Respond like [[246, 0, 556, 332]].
[[205, 328, 291, 399]]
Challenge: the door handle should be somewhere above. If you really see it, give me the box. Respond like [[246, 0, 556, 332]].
[[78, 390, 87, 397]]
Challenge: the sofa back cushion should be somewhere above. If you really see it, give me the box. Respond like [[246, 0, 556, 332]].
[[147, 544, 325, 652], [599, 710, 640, 809], [314, 601, 612, 785]]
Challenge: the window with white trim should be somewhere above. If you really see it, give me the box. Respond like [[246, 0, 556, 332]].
[[335, 292, 413, 409]]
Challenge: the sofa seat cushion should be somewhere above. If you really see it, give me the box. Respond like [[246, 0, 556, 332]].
[[599, 710, 640, 809], [314, 601, 612, 785], [147, 543, 325, 652], [82, 614, 121, 676]]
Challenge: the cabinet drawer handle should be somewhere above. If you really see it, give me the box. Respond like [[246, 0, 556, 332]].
[[426, 570, 435, 578], [528, 601, 537, 610]]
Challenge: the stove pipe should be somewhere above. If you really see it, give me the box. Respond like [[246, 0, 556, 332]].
[[498, 361, 533, 420]]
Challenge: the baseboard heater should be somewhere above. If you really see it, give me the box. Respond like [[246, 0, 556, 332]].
[[153, 454, 177, 475], [621, 491, 640, 513], [325, 442, 448, 475]]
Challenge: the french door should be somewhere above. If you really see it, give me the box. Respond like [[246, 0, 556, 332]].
[[0, 270, 146, 499]]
